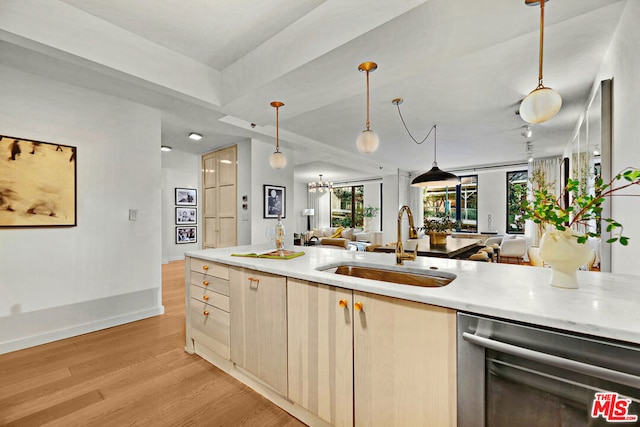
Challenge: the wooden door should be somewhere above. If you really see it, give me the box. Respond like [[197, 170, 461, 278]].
[[202, 145, 236, 248], [353, 291, 457, 426], [229, 267, 288, 396], [287, 279, 353, 427]]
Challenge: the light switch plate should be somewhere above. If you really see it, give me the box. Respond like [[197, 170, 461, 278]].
[[129, 209, 138, 221]]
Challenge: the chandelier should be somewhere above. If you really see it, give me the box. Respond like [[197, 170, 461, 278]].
[[308, 174, 333, 193]]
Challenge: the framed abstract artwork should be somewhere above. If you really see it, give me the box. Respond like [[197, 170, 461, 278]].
[[0, 135, 77, 227]]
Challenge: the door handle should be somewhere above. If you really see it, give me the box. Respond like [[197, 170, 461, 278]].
[[463, 332, 640, 389]]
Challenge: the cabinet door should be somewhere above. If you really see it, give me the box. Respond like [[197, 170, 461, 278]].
[[353, 291, 457, 427], [202, 145, 237, 249], [287, 279, 353, 427], [230, 267, 288, 396]]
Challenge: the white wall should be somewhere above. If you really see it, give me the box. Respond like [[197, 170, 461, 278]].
[[161, 149, 200, 262], [382, 173, 401, 243], [598, 0, 640, 275], [363, 182, 382, 231], [250, 138, 295, 246], [0, 65, 163, 354], [237, 140, 252, 245], [293, 181, 310, 234], [476, 170, 508, 234]]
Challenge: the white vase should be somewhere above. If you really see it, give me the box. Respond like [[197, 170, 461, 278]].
[[539, 229, 592, 289]]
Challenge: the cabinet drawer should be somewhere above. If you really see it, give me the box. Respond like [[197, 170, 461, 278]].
[[190, 258, 229, 280], [190, 284, 230, 312], [190, 298, 230, 358], [190, 271, 230, 297]]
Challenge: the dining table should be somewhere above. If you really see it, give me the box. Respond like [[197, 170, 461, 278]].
[[373, 236, 482, 259]]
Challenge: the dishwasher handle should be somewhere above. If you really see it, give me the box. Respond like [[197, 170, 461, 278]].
[[462, 332, 640, 390]]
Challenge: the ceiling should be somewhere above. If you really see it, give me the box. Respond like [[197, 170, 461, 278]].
[[0, 0, 627, 183]]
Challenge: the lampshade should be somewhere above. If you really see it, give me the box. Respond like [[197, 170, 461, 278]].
[[269, 151, 287, 169], [269, 101, 286, 169], [411, 164, 460, 188], [302, 209, 315, 216], [356, 129, 379, 154], [356, 61, 379, 154], [519, 86, 562, 124]]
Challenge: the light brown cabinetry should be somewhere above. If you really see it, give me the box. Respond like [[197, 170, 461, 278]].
[[287, 279, 457, 427], [185, 257, 230, 359], [202, 145, 237, 249], [229, 266, 288, 396], [353, 291, 457, 426], [287, 279, 354, 426]]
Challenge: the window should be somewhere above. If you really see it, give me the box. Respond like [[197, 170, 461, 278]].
[[506, 170, 528, 234], [423, 175, 478, 232], [330, 185, 363, 228]]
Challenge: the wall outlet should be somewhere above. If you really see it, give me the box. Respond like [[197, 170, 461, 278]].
[[129, 209, 138, 221]]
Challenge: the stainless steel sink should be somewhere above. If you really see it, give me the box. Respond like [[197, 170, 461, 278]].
[[321, 263, 456, 288]]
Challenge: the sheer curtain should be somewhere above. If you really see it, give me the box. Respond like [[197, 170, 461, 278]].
[[307, 191, 320, 230], [526, 157, 562, 246]]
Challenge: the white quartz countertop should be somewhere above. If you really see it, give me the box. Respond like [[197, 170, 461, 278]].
[[185, 244, 640, 345]]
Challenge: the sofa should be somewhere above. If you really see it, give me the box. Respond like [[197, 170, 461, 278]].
[[304, 227, 368, 250]]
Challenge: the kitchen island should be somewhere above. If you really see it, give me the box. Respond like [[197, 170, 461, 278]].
[[184, 244, 640, 426]]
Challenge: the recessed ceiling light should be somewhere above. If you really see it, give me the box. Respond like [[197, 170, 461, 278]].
[[188, 132, 203, 141], [161, 145, 172, 152]]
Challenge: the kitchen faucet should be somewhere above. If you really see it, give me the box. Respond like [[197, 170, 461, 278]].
[[396, 205, 418, 265]]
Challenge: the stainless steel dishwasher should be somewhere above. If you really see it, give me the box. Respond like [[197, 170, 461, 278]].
[[457, 313, 640, 426]]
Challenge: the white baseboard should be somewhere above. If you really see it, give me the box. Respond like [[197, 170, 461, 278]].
[[0, 289, 165, 355]]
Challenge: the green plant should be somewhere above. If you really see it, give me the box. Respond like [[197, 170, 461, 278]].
[[422, 217, 459, 233], [522, 167, 640, 245], [362, 205, 380, 218]]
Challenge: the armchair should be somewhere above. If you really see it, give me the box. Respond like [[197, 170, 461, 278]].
[[499, 238, 527, 264]]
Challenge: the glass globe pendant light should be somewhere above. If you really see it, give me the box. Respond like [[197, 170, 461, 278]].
[[269, 101, 287, 169], [520, 0, 562, 124], [356, 62, 379, 153]]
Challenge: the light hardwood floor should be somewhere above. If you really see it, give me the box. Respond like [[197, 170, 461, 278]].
[[0, 260, 305, 427]]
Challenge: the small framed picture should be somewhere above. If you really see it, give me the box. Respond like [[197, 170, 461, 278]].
[[264, 185, 286, 218], [175, 188, 197, 206], [176, 226, 197, 244], [175, 207, 197, 225]]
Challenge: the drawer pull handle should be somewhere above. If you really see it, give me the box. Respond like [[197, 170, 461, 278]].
[[203, 310, 209, 316], [203, 281, 209, 286], [203, 295, 209, 301], [354, 302, 363, 311], [338, 299, 348, 308], [202, 265, 209, 271]]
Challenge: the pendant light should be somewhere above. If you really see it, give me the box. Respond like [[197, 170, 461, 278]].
[[308, 174, 333, 193], [391, 98, 460, 188], [519, 0, 562, 124], [410, 125, 460, 187], [269, 101, 287, 169], [356, 62, 379, 154]]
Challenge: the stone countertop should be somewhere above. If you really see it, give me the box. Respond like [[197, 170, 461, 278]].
[[185, 244, 640, 345]]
